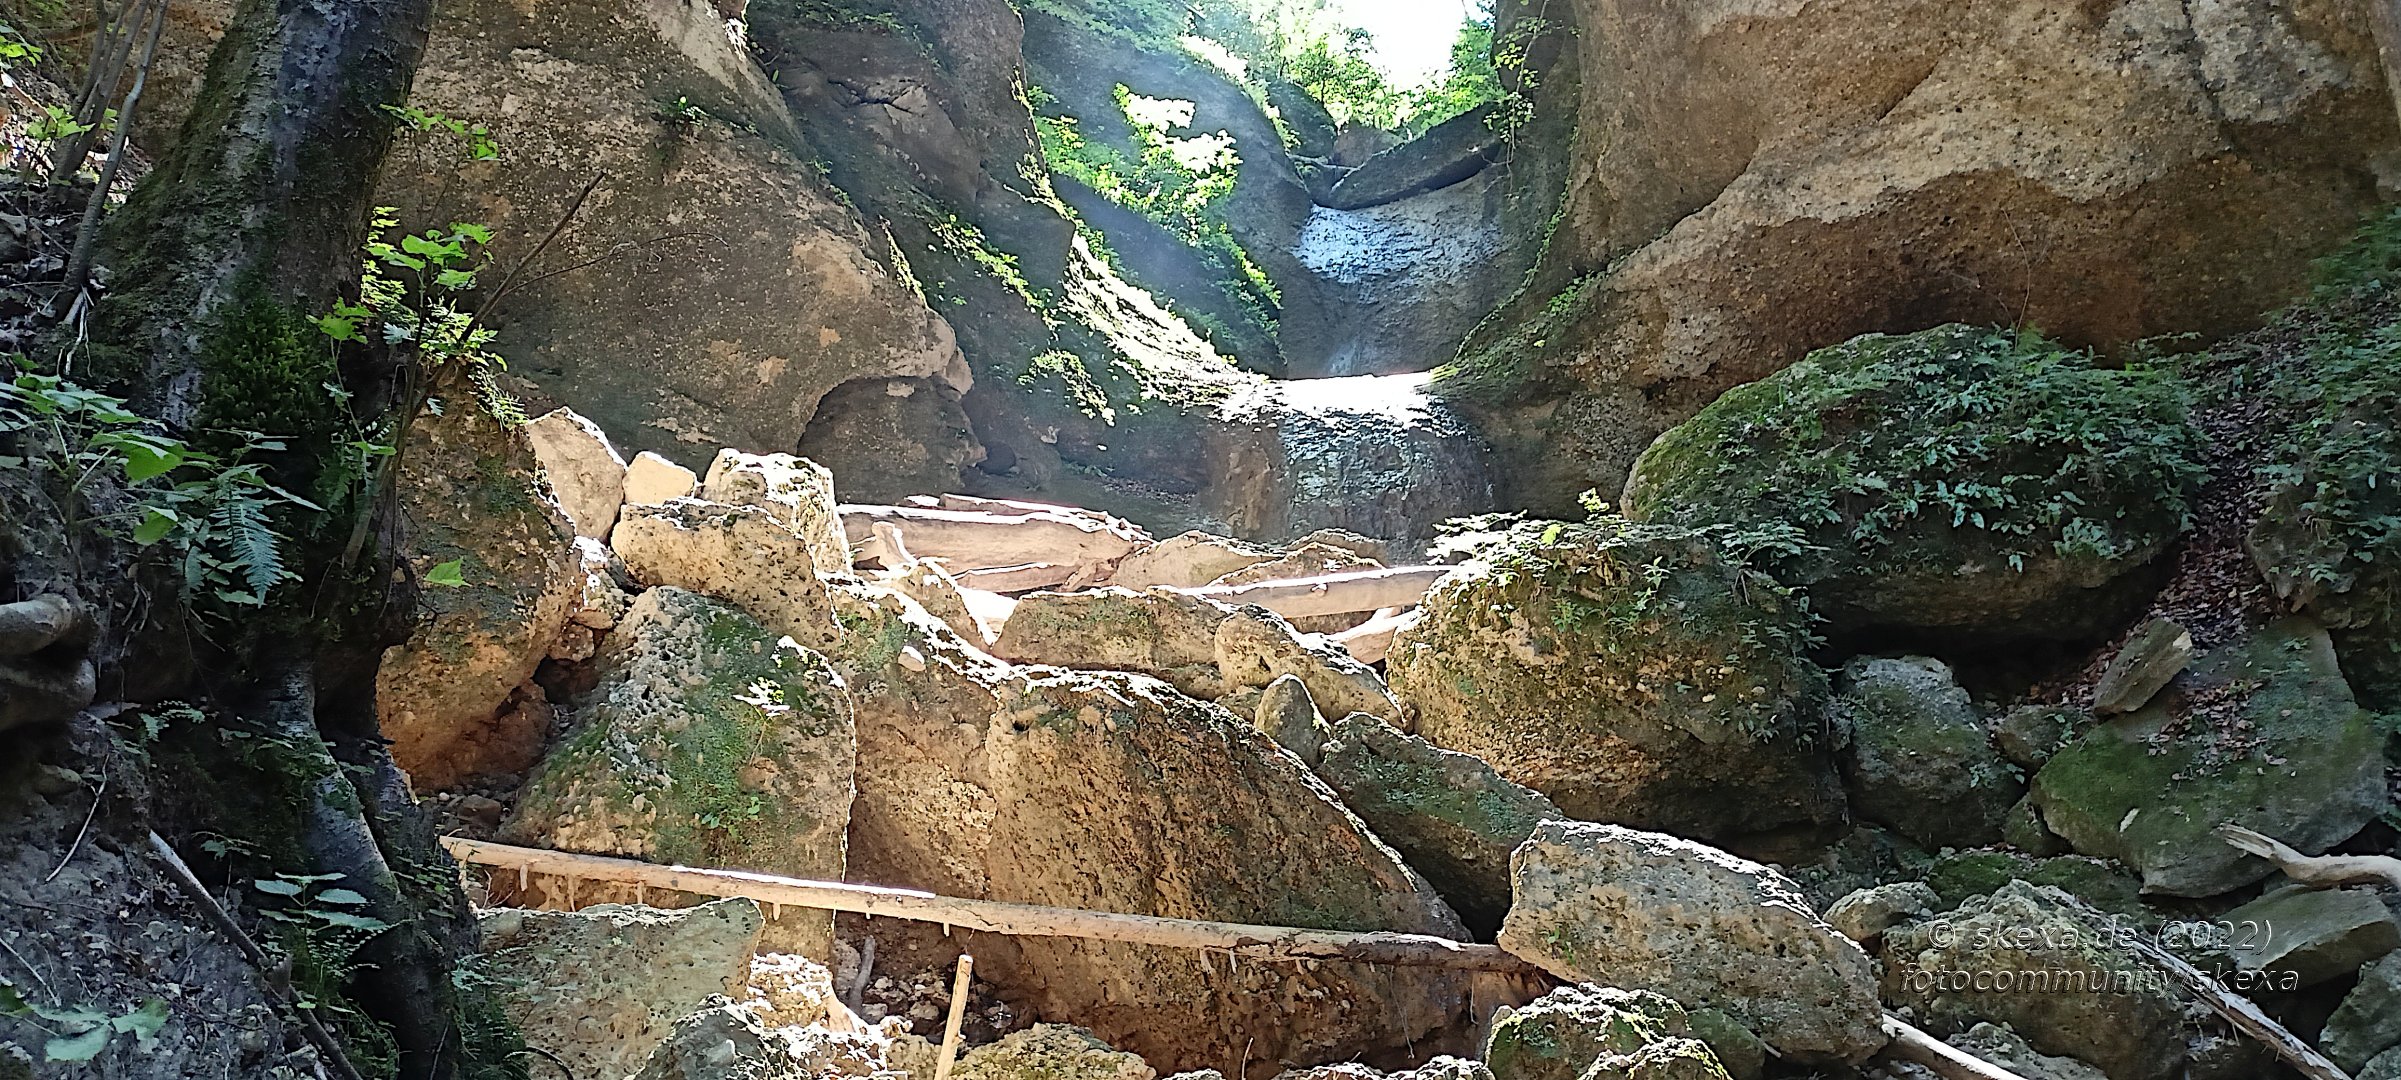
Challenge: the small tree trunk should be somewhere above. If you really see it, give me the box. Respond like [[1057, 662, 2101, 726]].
[[86, 1, 500, 1078]]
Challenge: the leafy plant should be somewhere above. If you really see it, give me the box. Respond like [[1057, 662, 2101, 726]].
[[318, 209, 522, 424], [0, 980, 168, 1063], [0, 19, 41, 72], [384, 104, 498, 161], [0, 365, 320, 607]]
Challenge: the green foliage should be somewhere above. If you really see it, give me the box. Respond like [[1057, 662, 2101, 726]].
[[1035, 85, 1279, 325], [2235, 206, 2401, 688], [0, 20, 41, 72], [0, 982, 167, 1064], [927, 212, 1033, 302], [323, 209, 522, 424], [384, 104, 497, 161], [0, 366, 320, 608], [1395, 18, 1500, 138], [1283, 27, 1395, 128], [1626, 325, 2207, 583], [1019, 349, 1116, 422]]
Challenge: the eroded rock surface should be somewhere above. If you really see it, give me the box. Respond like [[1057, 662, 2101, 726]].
[[1389, 520, 1840, 839], [1498, 821, 1886, 1064], [480, 899, 765, 1080]]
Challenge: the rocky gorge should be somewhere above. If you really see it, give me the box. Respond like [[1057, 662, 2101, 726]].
[[0, 0, 2398, 1079]]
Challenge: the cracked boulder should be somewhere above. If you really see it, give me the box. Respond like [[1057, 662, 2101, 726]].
[[828, 588, 1467, 1074]]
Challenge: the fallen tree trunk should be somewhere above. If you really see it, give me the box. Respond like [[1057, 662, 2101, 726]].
[[1174, 566, 1451, 620], [2219, 824, 2401, 891], [840, 505, 1146, 571], [444, 837, 1537, 973]]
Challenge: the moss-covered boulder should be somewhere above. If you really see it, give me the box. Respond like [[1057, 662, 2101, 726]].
[[1499, 822, 1887, 1063], [1316, 714, 1562, 937], [1921, 851, 2149, 923], [1387, 519, 1840, 840], [1622, 325, 2205, 639], [377, 403, 580, 790], [954, 1025, 1154, 1080], [1831, 657, 2022, 849], [504, 588, 855, 953], [1882, 882, 2207, 1080], [1484, 984, 1732, 1080], [2028, 617, 2386, 897]]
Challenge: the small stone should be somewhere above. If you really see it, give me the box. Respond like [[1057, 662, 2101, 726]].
[[1254, 674, 1325, 766], [1993, 705, 2079, 770], [1824, 881, 1938, 944], [2364, 1045, 2401, 1080], [2222, 886, 2399, 989], [625, 451, 699, 505], [2324, 952, 2401, 1072], [1948, 1023, 2107, 1080], [2091, 618, 2192, 715], [1483, 984, 1731, 1080]]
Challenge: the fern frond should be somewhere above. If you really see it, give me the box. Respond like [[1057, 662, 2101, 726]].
[[209, 494, 290, 600]]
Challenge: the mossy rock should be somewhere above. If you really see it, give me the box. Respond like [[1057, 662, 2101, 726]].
[[1485, 984, 1731, 1080], [1388, 518, 1840, 840], [506, 587, 855, 884], [1622, 324, 2205, 639], [1924, 851, 2149, 924], [2029, 617, 2387, 898], [1315, 715, 1563, 937], [1882, 882, 2195, 1080], [1832, 656, 2023, 849]]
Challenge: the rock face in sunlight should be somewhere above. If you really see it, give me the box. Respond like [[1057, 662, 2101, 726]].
[[379, 0, 970, 471], [1453, 0, 2401, 512], [377, 404, 580, 791], [1388, 520, 1842, 841]]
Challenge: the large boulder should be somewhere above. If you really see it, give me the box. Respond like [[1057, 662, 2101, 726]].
[[1831, 657, 2022, 849], [374, 0, 969, 470], [524, 407, 628, 540], [1484, 984, 1732, 1080], [1316, 714, 1561, 937], [2220, 886, 2399, 989], [1498, 821, 1887, 1064], [377, 405, 580, 790], [503, 588, 854, 954], [1387, 520, 1841, 840], [954, 1025, 1154, 1080], [1324, 107, 1504, 212], [1214, 606, 1402, 725], [2029, 617, 2386, 897], [478, 899, 764, 1080], [1620, 325, 2205, 639], [1881, 882, 2209, 1080], [1447, 0, 2397, 513], [989, 587, 1233, 699], [829, 589, 1469, 1073]]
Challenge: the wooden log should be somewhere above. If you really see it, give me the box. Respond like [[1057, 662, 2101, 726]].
[[2051, 888, 2352, 1080], [951, 562, 1077, 593], [2218, 825, 2401, 891], [840, 505, 1146, 570], [933, 954, 973, 1080], [1174, 566, 1451, 620], [442, 837, 1535, 972], [1878, 1014, 2032, 1080], [1332, 607, 1419, 665]]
